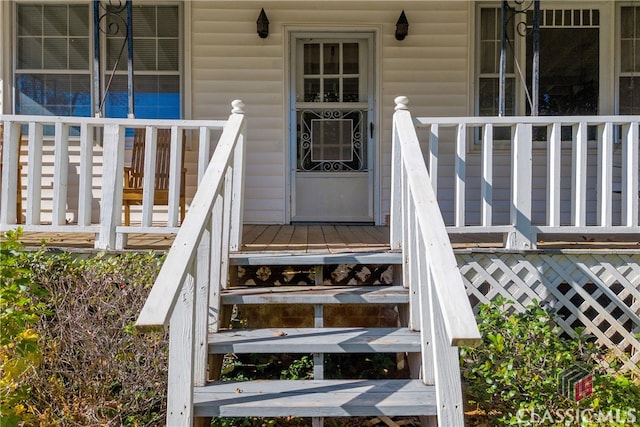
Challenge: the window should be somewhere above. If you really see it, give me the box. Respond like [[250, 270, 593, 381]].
[[476, 5, 600, 117], [103, 4, 180, 119], [16, 4, 91, 116], [525, 9, 599, 116], [619, 6, 640, 114], [477, 7, 515, 116], [14, 2, 181, 119], [301, 41, 362, 103]]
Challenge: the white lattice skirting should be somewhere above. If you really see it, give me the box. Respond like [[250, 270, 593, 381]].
[[457, 251, 640, 371]]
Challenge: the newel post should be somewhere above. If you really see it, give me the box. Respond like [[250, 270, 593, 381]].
[[390, 96, 409, 250], [229, 100, 246, 252]]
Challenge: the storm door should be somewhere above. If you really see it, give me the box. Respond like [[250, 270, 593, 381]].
[[290, 34, 375, 223]]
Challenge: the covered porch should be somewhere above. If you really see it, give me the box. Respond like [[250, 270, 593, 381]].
[[1, 105, 639, 251]]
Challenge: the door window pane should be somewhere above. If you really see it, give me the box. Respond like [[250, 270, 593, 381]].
[[304, 44, 320, 74], [343, 78, 359, 102], [323, 43, 340, 74], [301, 41, 364, 103], [324, 78, 340, 102], [304, 79, 320, 102], [343, 43, 359, 74]]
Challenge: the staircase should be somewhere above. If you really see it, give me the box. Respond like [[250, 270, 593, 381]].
[[195, 252, 434, 422], [135, 98, 481, 426]]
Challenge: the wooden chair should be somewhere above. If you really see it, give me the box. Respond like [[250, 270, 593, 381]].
[[122, 128, 186, 226], [0, 123, 24, 224]]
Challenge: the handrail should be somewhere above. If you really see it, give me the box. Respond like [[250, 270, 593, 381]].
[[134, 101, 246, 425], [392, 96, 480, 346], [136, 100, 246, 329], [391, 95, 480, 425]]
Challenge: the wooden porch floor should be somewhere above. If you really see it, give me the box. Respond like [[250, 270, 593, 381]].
[[8, 224, 640, 252], [9, 225, 394, 253]]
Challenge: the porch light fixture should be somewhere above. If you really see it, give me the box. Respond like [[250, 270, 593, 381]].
[[395, 10, 409, 41], [257, 8, 269, 38]]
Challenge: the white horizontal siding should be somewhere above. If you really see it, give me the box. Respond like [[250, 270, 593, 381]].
[[190, 1, 472, 224]]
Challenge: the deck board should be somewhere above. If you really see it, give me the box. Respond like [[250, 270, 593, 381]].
[[248, 225, 282, 250], [306, 226, 327, 253], [10, 225, 639, 253], [241, 224, 264, 245], [289, 225, 309, 251]]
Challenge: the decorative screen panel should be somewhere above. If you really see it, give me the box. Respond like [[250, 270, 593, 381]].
[[311, 119, 353, 162], [298, 109, 366, 172]]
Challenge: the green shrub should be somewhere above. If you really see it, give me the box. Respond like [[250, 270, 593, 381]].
[[461, 296, 640, 426], [1, 229, 48, 426], [6, 240, 167, 426]]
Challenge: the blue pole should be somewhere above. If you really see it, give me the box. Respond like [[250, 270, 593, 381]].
[[126, 0, 135, 118], [93, 0, 101, 117]]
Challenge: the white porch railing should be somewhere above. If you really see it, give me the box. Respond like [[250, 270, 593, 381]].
[[391, 96, 481, 426], [135, 101, 246, 425], [0, 105, 242, 249], [412, 111, 639, 249]]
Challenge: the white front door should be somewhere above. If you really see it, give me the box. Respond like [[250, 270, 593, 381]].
[[290, 33, 375, 223]]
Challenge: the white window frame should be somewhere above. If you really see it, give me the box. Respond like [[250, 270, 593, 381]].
[[474, 2, 614, 118], [616, 3, 640, 115], [11, 0, 183, 118], [101, 2, 182, 118], [13, 2, 92, 116]]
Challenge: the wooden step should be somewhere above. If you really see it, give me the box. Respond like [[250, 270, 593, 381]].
[[193, 379, 436, 418], [229, 251, 403, 266], [221, 285, 409, 305], [209, 327, 420, 354]]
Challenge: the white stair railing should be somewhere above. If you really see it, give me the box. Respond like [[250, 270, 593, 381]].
[[135, 100, 246, 425], [391, 96, 481, 426]]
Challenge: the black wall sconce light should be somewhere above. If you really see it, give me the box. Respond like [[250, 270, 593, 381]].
[[257, 8, 269, 38], [395, 10, 409, 41]]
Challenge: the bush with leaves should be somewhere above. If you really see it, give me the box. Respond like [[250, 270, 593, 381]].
[[6, 238, 167, 426], [461, 296, 640, 426], [0, 230, 48, 426]]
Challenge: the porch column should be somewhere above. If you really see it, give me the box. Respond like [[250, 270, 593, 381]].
[[506, 123, 534, 249]]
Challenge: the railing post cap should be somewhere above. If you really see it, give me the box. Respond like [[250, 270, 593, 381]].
[[231, 100, 245, 114], [394, 96, 409, 111]]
